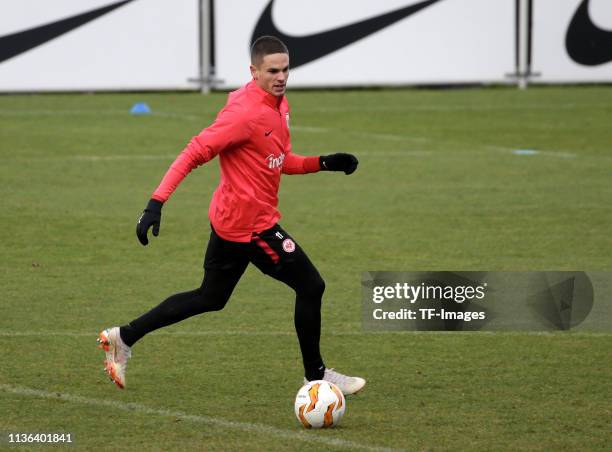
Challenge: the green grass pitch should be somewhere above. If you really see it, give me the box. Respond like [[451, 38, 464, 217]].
[[1, 86, 611, 450]]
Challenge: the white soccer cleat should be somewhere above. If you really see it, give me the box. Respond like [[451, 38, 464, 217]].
[[305, 368, 366, 395], [97, 327, 131, 389]]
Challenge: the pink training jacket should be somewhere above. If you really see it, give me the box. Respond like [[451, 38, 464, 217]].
[[151, 80, 321, 242]]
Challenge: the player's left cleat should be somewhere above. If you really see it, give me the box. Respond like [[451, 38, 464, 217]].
[[305, 368, 366, 395], [97, 327, 131, 389]]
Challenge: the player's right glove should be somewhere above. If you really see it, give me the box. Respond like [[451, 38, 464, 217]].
[[319, 153, 359, 175], [136, 199, 163, 246]]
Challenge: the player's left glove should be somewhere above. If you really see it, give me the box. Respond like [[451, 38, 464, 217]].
[[320, 153, 358, 175], [136, 199, 163, 246]]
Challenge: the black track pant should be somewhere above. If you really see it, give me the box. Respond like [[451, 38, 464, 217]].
[[120, 224, 325, 380]]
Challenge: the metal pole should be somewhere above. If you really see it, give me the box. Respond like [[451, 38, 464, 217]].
[[518, 0, 528, 89], [200, 0, 211, 93]]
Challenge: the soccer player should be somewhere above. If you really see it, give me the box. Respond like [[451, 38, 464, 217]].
[[98, 36, 365, 395]]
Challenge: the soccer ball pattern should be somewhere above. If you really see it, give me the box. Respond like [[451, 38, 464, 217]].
[[294, 380, 346, 428]]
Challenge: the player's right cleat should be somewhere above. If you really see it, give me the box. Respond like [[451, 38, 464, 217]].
[[97, 327, 131, 389], [305, 368, 366, 395]]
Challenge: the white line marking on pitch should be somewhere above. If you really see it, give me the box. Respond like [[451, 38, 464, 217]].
[[1, 330, 609, 338], [0, 330, 356, 337], [358, 150, 432, 157], [0, 330, 296, 337], [67, 148, 431, 162], [72, 154, 177, 161], [0, 108, 426, 143], [1, 109, 595, 160], [0, 109, 207, 121], [297, 103, 584, 113], [66, 146, 581, 162], [291, 125, 329, 133], [485, 145, 577, 159], [291, 125, 430, 143], [0, 384, 402, 452]]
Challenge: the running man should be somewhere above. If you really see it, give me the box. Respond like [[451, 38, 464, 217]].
[[98, 36, 365, 395]]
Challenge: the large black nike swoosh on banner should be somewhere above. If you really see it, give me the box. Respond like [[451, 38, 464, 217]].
[[566, 0, 612, 66], [251, 0, 444, 69], [0, 0, 134, 64]]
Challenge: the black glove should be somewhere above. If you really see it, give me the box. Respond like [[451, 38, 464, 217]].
[[319, 153, 358, 175], [136, 199, 163, 246]]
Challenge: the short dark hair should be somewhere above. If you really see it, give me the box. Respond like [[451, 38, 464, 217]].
[[250, 36, 289, 66]]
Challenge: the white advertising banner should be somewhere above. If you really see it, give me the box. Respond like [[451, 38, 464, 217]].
[[214, 0, 516, 89], [0, 0, 199, 91], [532, 0, 612, 83], [3, 0, 610, 91]]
